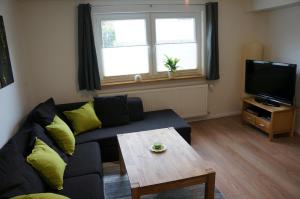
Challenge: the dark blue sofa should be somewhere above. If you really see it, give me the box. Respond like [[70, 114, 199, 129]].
[[0, 97, 191, 199]]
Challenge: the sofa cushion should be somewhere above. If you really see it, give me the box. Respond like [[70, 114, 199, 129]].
[[0, 164, 47, 198], [46, 115, 75, 155], [26, 139, 67, 191], [63, 102, 101, 135], [61, 174, 104, 199], [0, 140, 46, 198], [94, 95, 129, 127], [12, 124, 34, 156], [76, 109, 191, 144], [11, 193, 70, 199], [31, 98, 57, 127], [0, 140, 20, 178], [127, 97, 144, 121], [64, 142, 102, 178], [55, 102, 86, 129], [75, 109, 191, 162], [29, 123, 68, 163]]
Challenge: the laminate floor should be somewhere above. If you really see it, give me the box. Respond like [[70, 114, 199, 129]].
[[190, 116, 300, 199]]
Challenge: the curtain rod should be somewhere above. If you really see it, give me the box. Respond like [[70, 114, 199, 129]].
[[91, 3, 206, 7]]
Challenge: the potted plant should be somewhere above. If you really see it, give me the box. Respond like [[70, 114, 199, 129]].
[[164, 55, 180, 79]]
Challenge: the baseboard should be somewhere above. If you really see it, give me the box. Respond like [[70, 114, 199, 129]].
[[186, 111, 241, 122]]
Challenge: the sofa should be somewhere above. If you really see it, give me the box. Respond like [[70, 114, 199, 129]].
[[0, 97, 191, 199]]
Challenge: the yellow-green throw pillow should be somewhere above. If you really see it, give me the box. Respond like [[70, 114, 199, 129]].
[[46, 115, 75, 155], [10, 193, 70, 199], [63, 101, 101, 135], [26, 138, 66, 190]]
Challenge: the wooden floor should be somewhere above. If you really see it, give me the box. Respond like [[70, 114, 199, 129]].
[[190, 116, 300, 199]]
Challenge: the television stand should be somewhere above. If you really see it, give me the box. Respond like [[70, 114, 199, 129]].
[[254, 97, 280, 107], [242, 97, 296, 141]]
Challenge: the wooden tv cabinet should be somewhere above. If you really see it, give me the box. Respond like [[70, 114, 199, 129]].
[[242, 97, 296, 141]]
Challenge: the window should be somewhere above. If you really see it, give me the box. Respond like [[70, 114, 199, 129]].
[[93, 6, 204, 83], [101, 18, 149, 76], [154, 16, 198, 72]]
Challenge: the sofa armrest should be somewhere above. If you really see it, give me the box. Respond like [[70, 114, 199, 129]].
[[127, 97, 144, 121]]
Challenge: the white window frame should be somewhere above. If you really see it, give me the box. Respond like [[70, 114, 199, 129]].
[[150, 12, 203, 77], [94, 13, 151, 82], [93, 5, 205, 83]]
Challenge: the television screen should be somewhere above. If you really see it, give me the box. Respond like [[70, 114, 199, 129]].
[[245, 60, 297, 105]]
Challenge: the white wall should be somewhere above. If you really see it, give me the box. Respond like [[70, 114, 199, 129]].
[[264, 5, 300, 133], [18, 0, 268, 120], [0, 0, 32, 147], [250, 0, 300, 11], [208, 0, 267, 118], [18, 0, 84, 106]]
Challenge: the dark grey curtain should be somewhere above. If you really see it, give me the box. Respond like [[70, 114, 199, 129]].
[[78, 4, 101, 90], [205, 2, 219, 80]]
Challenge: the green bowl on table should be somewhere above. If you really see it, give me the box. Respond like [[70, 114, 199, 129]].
[[150, 142, 167, 153]]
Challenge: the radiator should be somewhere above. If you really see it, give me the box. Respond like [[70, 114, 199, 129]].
[[116, 84, 208, 119]]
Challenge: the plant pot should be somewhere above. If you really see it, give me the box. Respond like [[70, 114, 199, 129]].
[[168, 71, 176, 79]]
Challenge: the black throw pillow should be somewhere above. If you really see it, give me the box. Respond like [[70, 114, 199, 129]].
[[94, 95, 130, 127], [29, 123, 68, 162], [0, 140, 46, 198], [127, 97, 144, 121], [32, 98, 57, 126]]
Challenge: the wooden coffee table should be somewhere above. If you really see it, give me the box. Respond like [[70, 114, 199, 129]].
[[117, 127, 216, 199]]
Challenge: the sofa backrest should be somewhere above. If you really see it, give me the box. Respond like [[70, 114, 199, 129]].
[[2, 96, 144, 156], [0, 125, 47, 198], [56, 97, 144, 122], [56, 101, 86, 112], [11, 122, 34, 156]]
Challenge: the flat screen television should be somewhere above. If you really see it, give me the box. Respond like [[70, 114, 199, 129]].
[[245, 60, 297, 106]]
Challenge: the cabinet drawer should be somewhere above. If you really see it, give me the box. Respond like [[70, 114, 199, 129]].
[[243, 111, 256, 125], [255, 118, 271, 132]]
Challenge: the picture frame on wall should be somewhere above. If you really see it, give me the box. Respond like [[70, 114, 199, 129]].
[[0, 15, 14, 89]]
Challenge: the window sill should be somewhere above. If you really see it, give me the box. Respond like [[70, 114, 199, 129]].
[[102, 74, 204, 87]]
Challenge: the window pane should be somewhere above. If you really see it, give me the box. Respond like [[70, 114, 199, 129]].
[[102, 46, 149, 76], [156, 18, 195, 44], [102, 19, 147, 47], [156, 43, 197, 72]]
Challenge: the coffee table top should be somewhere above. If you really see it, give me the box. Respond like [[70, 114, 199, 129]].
[[117, 127, 214, 189]]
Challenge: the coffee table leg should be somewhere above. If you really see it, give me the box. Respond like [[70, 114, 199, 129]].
[[131, 188, 140, 199], [205, 172, 216, 199], [119, 147, 126, 175]]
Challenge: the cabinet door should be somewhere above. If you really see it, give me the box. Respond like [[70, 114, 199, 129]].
[[255, 117, 272, 133], [242, 111, 256, 125]]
